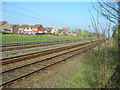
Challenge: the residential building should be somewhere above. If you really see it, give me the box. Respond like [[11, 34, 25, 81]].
[[34, 24, 48, 34], [46, 27, 55, 34], [18, 24, 49, 35], [24, 25, 33, 35], [61, 29, 70, 36], [55, 29, 62, 35], [58, 29, 78, 36], [18, 25, 28, 34], [10, 25, 19, 34], [0, 21, 11, 33]]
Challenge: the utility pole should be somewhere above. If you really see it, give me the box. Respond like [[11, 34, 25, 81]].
[[82, 29, 83, 39], [118, 1, 120, 53], [88, 25, 92, 42]]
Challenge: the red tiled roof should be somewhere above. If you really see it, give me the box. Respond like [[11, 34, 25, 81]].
[[61, 29, 69, 32], [18, 24, 49, 31], [39, 26, 47, 30], [74, 32, 77, 34], [27, 25, 33, 28], [73, 31, 77, 34], [0, 21, 7, 25], [19, 25, 28, 28], [33, 24, 42, 28], [10, 25, 16, 28], [46, 27, 53, 30], [10, 25, 19, 28], [38, 29, 44, 31]]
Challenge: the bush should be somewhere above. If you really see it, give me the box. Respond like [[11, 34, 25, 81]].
[[0, 31, 12, 34], [35, 32, 46, 35], [64, 47, 118, 88]]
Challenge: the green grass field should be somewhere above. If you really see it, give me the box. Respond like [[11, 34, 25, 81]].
[[1, 34, 90, 44]]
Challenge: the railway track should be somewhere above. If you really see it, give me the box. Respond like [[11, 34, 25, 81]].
[[1, 40, 96, 65], [1, 39, 104, 88], [1, 39, 92, 52]]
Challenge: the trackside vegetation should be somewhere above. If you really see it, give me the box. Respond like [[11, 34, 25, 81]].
[[64, 46, 118, 88]]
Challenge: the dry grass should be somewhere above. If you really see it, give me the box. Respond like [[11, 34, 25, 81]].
[[64, 46, 118, 88]]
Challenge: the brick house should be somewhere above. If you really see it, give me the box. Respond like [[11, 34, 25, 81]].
[[10, 25, 19, 34], [0, 21, 11, 33]]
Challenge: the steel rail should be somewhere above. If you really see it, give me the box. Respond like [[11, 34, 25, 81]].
[[1, 41, 99, 74], [1, 40, 97, 65], [1, 39, 92, 52]]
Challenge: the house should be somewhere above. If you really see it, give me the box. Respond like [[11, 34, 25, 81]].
[[46, 27, 55, 34], [33, 24, 42, 32], [10, 25, 19, 34], [55, 29, 78, 36], [37, 25, 48, 34], [18, 24, 28, 34], [24, 25, 33, 35], [34, 25, 48, 33], [55, 29, 62, 35], [0, 21, 11, 33], [23, 24, 44, 35], [18, 24, 49, 35], [71, 31, 77, 36], [61, 29, 70, 36]]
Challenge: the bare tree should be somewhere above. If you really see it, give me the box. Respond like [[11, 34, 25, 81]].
[[93, 1, 120, 88], [93, 1, 120, 52]]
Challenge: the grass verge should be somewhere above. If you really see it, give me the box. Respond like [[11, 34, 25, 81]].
[[1, 34, 90, 44], [64, 46, 118, 88]]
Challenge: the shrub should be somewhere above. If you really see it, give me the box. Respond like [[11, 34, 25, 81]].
[[64, 47, 118, 88], [35, 32, 46, 35]]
